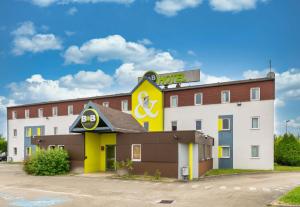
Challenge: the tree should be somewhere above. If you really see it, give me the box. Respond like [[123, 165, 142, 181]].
[[0, 135, 7, 153], [275, 133, 300, 166]]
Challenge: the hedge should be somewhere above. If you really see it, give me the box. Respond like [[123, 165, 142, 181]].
[[275, 134, 300, 166], [24, 148, 70, 176]]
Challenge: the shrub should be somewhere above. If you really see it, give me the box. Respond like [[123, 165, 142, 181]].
[[24, 148, 70, 176], [275, 134, 300, 166], [0, 136, 7, 153]]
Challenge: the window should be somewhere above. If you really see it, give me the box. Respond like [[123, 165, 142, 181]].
[[121, 100, 128, 111], [12, 111, 17, 119], [103, 102, 109, 108], [48, 145, 56, 150], [52, 106, 58, 116], [68, 105, 73, 115], [143, 122, 149, 131], [221, 146, 230, 158], [38, 108, 43, 118], [250, 87, 260, 101], [13, 129, 17, 137], [170, 95, 178, 108], [221, 118, 230, 130], [251, 117, 260, 129], [251, 145, 259, 158], [25, 128, 32, 137], [13, 147, 17, 155], [221, 90, 230, 103], [58, 145, 65, 150], [171, 121, 177, 131], [54, 127, 58, 135], [143, 96, 149, 108], [131, 144, 141, 161], [25, 109, 30, 119], [194, 93, 203, 105], [26, 147, 31, 156], [196, 120, 202, 131]]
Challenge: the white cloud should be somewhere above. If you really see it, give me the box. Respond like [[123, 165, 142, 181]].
[[12, 21, 62, 55], [137, 38, 152, 46], [67, 7, 78, 15], [209, 0, 268, 12], [64, 34, 185, 87], [155, 0, 202, 16], [8, 70, 112, 103], [200, 71, 231, 84], [187, 50, 196, 56], [30, 0, 134, 7]]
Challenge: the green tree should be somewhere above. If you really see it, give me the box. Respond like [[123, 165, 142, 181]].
[[275, 133, 300, 166], [0, 135, 7, 153]]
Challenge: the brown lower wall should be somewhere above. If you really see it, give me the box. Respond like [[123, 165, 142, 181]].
[[132, 162, 178, 178], [199, 159, 213, 176], [32, 134, 85, 173]]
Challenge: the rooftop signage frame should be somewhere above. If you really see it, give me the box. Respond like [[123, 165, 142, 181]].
[[138, 69, 200, 86]]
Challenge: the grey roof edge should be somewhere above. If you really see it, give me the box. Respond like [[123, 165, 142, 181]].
[[163, 77, 274, 92], [7, 92, 130, 109], [69, 101, 115, 133]]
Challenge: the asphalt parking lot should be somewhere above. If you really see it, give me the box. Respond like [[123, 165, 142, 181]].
[[0, 164, 300, 207]]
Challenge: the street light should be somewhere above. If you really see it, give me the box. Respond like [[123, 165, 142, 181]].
[[285, 120, 290, 135]]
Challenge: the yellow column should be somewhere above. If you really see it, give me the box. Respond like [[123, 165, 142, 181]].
[[188, 143, 193, 181]]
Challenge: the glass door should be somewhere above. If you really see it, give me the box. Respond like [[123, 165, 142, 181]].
[[106, 145, 116, 171]]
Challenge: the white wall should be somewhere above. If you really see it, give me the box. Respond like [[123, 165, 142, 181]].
[[165, 100, 274, 170], [7, 115, 77, 162]]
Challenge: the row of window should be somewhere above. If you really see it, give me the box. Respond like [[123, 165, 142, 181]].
[[219, 145, 260, 158], [168, 116, 260, 132], [169, 87, 261, 107], [11, 100, 129, 119], [13, 145, 66, 156]]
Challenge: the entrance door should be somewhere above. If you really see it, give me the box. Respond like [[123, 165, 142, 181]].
[[106, 145, 116, 171]]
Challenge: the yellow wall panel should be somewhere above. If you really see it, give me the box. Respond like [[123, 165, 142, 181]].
[[218, 146, 223, 158], [84, 132, 116, 173], [132, 80, 164, 132], [188, 143, 193, 181], [218, 119, 223, 132]]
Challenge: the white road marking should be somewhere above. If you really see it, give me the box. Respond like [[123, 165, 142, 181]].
[[233, 187, 241, 191], [249, 187, 257, 191], [219, 186, 227, 190], [204, 185, 213, 190], [262, 188, 271, 192]]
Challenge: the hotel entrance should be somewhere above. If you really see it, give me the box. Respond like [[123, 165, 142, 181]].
[[106, 145, 116, 171]]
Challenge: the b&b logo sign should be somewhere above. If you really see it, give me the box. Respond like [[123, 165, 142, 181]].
[[81, 109, 99, 131]]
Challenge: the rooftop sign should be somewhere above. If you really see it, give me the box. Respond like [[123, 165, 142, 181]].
[[139, 69, 200, 85]]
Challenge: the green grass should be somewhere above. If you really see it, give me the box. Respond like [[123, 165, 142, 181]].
[[205, 164, 300, 177], [274, 164, 300, 172], [279, 186, 300, 205], [205, 169, 270, 176]]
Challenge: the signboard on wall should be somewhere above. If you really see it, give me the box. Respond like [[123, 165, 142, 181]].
[[81, 109, 100, 131], [138, 69, 200, 85]]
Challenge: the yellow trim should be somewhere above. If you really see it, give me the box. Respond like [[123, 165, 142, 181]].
[[37, 128, 41, 136], [218, 146, 223, 158], [26, 128, 32, 137], [218, 119, 223, 131], [82, 109, 100, 131], [188, 143, 193, 181]]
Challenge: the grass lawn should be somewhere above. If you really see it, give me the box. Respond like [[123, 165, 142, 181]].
[[279, 186, 300, 205], [205, 164, 300, 176]]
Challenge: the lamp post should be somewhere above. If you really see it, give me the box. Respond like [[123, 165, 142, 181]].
[[285, 120, 290, 135]]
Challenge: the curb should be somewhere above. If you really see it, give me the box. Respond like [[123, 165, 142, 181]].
[[267, 201, 300, 207]]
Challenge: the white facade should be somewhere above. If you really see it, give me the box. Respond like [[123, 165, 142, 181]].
[[164, 100, 274, 170], [7, 115, 77, 162]]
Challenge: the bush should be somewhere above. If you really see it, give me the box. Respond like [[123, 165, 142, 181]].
[[154, 169, 161, 180], [0, 136, 7, 153], [275, 134, 300, 166], [24, 148, 70, 176]]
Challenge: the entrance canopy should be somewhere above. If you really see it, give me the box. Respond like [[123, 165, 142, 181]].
[[69, 101, 146, 133]]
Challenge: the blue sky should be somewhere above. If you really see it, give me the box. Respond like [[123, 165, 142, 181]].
[[0, 0, 299, 136]]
